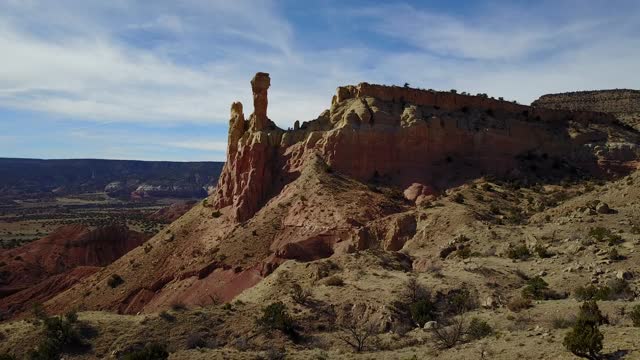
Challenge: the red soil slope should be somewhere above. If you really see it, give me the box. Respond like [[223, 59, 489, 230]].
[[0, 224, 148, 316]]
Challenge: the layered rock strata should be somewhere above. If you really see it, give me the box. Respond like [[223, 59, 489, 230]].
[[213, 74, 640, 222], [533, 89, 640, 130]]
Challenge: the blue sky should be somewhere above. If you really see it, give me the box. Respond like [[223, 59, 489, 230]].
[[1, 0, 639, 161]]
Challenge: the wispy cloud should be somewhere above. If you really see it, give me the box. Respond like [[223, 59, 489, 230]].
[[1, 0, 639, 161]]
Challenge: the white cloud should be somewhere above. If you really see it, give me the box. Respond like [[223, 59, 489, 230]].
[[0, 0, 639, 133]]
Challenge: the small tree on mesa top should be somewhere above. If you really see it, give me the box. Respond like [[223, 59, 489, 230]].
[[563, 300, 605, 360]]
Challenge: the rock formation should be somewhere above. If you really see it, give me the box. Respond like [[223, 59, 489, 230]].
[[533, 89, 640, 130], [0, 224, 148, 315], [249, 72, 271, 131], [39, 74, 640, 317], [214, 74, 640, 223]]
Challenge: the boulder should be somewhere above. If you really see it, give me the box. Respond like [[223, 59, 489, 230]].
[[616, 270, 633, 280], [423, 321, 437, 330], [596, 202, 613, 214]]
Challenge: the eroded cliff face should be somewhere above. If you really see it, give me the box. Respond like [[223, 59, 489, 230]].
[[213, 74, 640, 222], [533, 89, 640, 130], [40, 74, 640, 316]]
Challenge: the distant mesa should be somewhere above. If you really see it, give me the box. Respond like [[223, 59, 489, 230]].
[[0, 158, 223, 200], [533, 89, 640, 130]]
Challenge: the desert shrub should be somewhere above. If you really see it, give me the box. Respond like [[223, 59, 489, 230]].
[[264, 347, 287, 360], [455, 246, 472, 259], [107, 274, 124, 288], [522, 276, 549, 300], [431, 317, 465, 349], [575, 279, 633, 301], [323, 275, 344, 286], [579, 301, 608, 326], [122, 343, 169, 360], [409, 299, 436, 327], [534, 245, 552, 258], [64, 310, 78, 323], [170, 303, 187, 311], [588, 227, 623, 245], [467, 318, 493, 340], [451, 193, 464, 203], [506, 244, 531, 260], [551, 315, 577, 329], [608, 279, 634, 300], [574, 285, 610, 301], [185, 332, 208, 349], [563, 301, 605, 360], [520, 276, 563, 300], [211, 210, 222, 218], [629, 305, 640, 327], [489, 203, 501, 214], [507, 296, 532, 312], [29, 314, 87, 359], [202, 198, 210, 207], [336, 320, 377, 353], [291, 283, 311, 305], [402, 277, 429, 304], [439, 288, 478, 315], [258, 302, 298, 341], [0, 354, 16, 360], [158, 311, 175, 322], [32, 302, 48, 321], [608, 247, 623, 261]]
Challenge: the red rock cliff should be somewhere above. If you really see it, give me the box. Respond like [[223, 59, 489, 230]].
[[212, 74, 639, 222]]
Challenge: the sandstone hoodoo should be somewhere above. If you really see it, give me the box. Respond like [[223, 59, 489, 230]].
[[214, 73, 640, 222], [39, 73, 640, 318]]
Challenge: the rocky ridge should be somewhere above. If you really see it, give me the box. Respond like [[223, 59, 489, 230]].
[[533, 89, 640, 130], [36, 73, 640, 319], [214, 73, 640, 222], [0, 224, 148, 316]]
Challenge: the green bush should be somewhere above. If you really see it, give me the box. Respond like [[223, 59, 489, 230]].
[[574, 284, 610, 301], [521, 276, 563, 300], [575, 279, 633, 301], [467, 318, 493, 340], [122, 343, 169, 360], [551, 315, 576, 329], [506, 244, 531, 260], [629, 305, 640, 327], [441, 288, 477, 315], [451, 193, 464, 204], [158, 311, 175, 322], [258, 302, 298, 341], [588, 227, 623, 245], [608, 247, 623, 261], [563, 301, 605, 360], [409, 299, 436, 327], [534, 245, 552, 258], [506, 296, 531, 312], [107, 274, 124, 288], [29, 313, 87, 359], [211, 210, 222, 218], [607, 278, 634, 300]]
